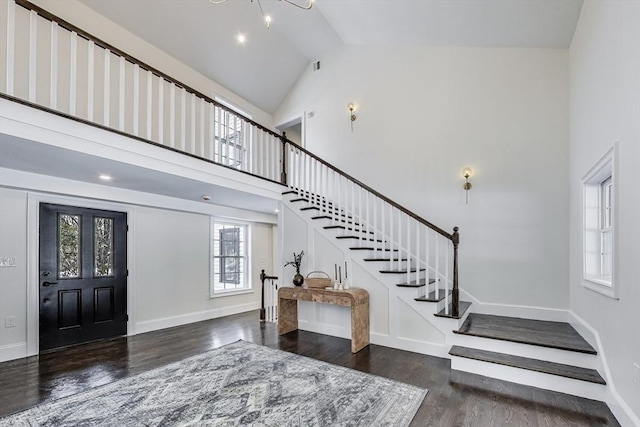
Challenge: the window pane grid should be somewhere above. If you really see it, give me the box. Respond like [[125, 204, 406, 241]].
[[212, 222, 248, 294]]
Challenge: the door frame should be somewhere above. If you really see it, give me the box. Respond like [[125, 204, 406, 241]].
[[26, 193, 135, 357], [275, 112, 306, 148]]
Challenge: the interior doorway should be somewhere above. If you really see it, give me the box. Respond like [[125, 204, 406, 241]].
[[39, 203, 128, 352], [276, 114, 305, 147]]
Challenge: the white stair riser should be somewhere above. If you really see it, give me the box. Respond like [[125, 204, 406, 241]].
[[450, 333, 599, 369], [451, 356, 606, 401]]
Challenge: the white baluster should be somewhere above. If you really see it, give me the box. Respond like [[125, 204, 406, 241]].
[[382, 202, 386, 261], [199, 98, 205, 158], [70, 33, 77, 115], [169, 83, 176, 148], [190, 94, 196, 154], [397, 211, 402, 274], [49, 22, 58, 109], [28, 11, 37, 102], [146, 70, 153, 139], [208, 102, 215, 161], [103, 50, 110, 126], [118, 56, 125, 130], [132, 64, 139, 135], [427, 228, 432, 297], [87, 43, 98, 119], [445, 237, 450, 315], [180, 88, 186, 151], [435, 236, 440, 304], [416, 222, 421, 291], [406, 216, 411, 285], [6, 0, 15, 95], [389, 207, 394, 271], [157, 76, 164, 143]]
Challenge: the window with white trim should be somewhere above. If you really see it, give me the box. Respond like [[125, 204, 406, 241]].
[[214, 97, 252, 170], [582, 145, 616, 298], [211, 220, 250, 296]]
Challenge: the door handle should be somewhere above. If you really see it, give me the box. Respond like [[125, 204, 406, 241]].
[[42, 281, 58, 287]]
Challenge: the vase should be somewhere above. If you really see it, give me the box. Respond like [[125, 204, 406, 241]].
[[293, 273, 304, 286]]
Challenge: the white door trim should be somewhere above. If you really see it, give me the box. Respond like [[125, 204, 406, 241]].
[[26, 192, 136, 356]]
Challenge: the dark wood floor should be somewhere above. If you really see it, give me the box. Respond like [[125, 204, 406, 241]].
[[0, 310, 619, 426]]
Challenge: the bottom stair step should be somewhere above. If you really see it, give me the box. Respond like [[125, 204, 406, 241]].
[[449, 346, 606, 385], [434, 301, 472, 319], [415, 289, 450, 302]]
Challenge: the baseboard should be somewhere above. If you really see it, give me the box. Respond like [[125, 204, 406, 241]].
[[569, 310, 640, 427], [134, 302, 260, 335], [0, 342, 28, 362], [460, 289, 569, 322]]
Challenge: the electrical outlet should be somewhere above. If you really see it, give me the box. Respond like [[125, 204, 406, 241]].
[[4, 316, 16, 328], [0, 257, 16, 267]]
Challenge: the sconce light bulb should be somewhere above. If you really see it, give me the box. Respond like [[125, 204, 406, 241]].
[[348, 103, 355, 112], [462, 167, 473, 179], [264, 15, 272, 28]]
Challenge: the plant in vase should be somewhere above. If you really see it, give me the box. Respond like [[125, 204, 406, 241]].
[[285, 251, 305, 286]]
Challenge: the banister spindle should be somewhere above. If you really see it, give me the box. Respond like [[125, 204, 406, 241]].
[[280, 136, 287, 185], [445, 235, 450, 314], [118, 56, 125, 130], [406, 216, 411, 285], [49, 21, 58, 109], [70, 32, 78, 115], [199, 98, 205, 157], [169, 83, 176, 148], [452, 227, 460, 317], [28, 10, 37, 102], [146, 70, 153, 139], [6, 0, 15, 96], [103, 50, 110, 126], [88, 41, 95, 121], [132, 63, 139, 134], [158, 77, 164, 143]]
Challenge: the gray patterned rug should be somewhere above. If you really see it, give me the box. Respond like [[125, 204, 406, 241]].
[[1, 340, 427, 426]]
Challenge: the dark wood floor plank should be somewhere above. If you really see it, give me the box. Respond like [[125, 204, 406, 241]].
[[0, 310, 619, 426], [449, 345, 606, 384], [455, 314, 597, 354]]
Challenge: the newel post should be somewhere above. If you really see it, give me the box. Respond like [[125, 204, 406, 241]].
[[452, 227, 460, 317], [259, 269, 266, 322], [280, 132, 288, 186]]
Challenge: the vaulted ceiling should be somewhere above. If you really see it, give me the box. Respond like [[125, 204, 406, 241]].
[[78, 0, 584, 114]]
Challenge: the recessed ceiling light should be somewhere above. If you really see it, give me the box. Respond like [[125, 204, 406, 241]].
[[99, 174, 112, 181], [274, 209, 279, 213], [237, 34, 246, 44]]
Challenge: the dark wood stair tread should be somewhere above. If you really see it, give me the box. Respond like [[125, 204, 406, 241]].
[[379, 267, 425, 274], [349, 247, 399, 252], [323, 225, 374, 235], [397, 278, 436, 288], [311, 216, 362, 226], [415, 289, 450, 302], [454, 314, 597, 355], [289, 198, 309, 203], [449, 346, 606, 385], [282, 190, 298, 195], [336, 236, 384, 242], [434, 301, 472, 319], [363, 258, 409, 262]]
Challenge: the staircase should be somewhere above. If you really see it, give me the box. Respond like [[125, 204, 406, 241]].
[[282, 188, 607, 402]]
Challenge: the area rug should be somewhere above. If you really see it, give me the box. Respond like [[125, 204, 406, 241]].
[[0, 340, 427, 426]]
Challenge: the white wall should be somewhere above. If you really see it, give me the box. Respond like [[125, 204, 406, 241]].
[[569, 1, 640, 423], [0, 174, 276, 362], [275, 45, 570, 309]]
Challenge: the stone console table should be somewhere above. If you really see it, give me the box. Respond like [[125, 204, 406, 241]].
[[278, 286, 370, 353]]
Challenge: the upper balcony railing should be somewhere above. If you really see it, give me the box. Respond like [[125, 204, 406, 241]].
[[2, 0, 461, 316]]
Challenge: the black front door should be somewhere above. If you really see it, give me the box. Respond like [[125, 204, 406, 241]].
[[39, 203, 128, 352]]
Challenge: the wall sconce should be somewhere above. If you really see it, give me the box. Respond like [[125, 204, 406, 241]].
[[348, 103, 357, 131], [462, 167, 473, 204]]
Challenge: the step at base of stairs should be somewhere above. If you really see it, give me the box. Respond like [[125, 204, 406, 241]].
[[415, 289, 450, 302], [434, 301, 472, 319], [454, 314, 597, 355], [449, 346, 605, 385]]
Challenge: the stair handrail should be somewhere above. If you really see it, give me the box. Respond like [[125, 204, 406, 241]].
[[280, 138, 461, 317]]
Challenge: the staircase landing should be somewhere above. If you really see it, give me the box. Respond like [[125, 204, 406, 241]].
[[454, 314, 597, 354]]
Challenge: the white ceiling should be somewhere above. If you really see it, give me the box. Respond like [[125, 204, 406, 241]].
[[77, 0, 583, 113]]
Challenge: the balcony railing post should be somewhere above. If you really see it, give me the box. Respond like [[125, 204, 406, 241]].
[[452, 226, 460, 317], [280, 132, 288, 186], [260, 269, 266, 322]]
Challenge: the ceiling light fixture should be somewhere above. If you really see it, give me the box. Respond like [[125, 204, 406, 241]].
[[209, 0, 314, 29], [99, 174, 112, 181], [237, 33, 246, 44]]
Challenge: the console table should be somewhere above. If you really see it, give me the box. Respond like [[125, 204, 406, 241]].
[[278, 286, 370, 353]]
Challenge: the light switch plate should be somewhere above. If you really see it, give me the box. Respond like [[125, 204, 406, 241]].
[[0, 257, 16, 267], [4, 317, 16, 328]]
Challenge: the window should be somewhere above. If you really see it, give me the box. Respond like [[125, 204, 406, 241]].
[[214, 97, 251, 170], [211, 220, 250, 296], [582, 145, 617, 298]]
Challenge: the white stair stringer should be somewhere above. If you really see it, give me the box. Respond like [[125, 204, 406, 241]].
[[283, 195, 469, 357]]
